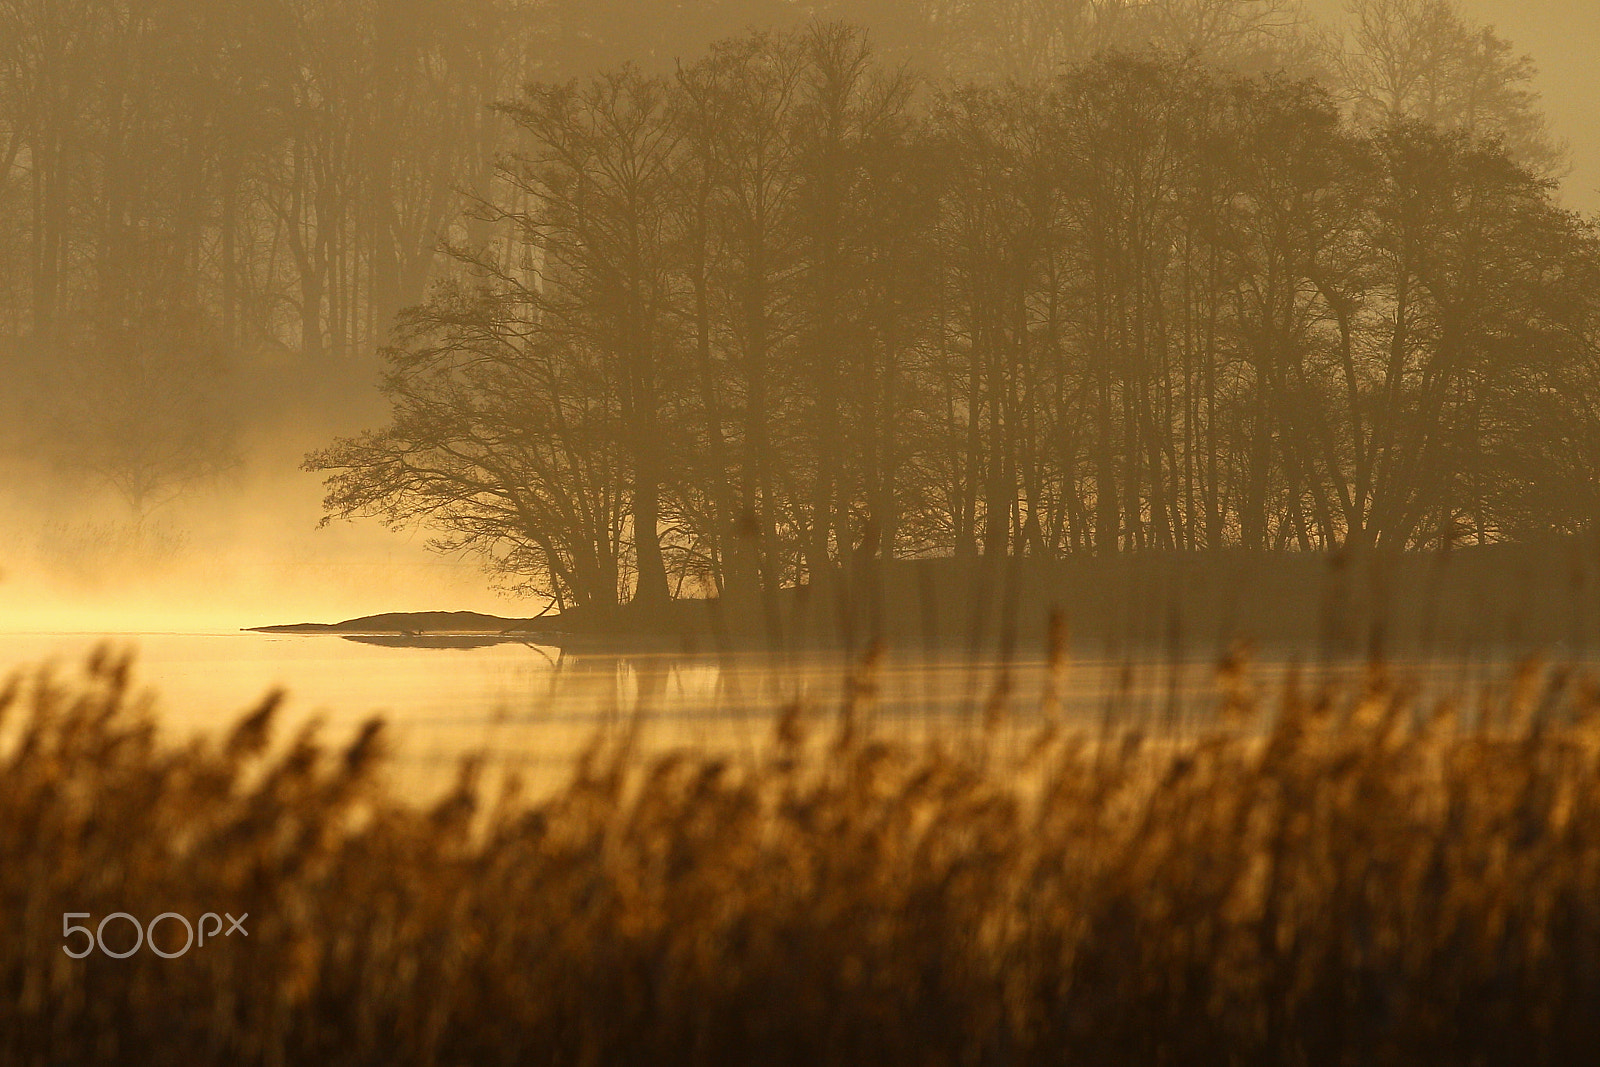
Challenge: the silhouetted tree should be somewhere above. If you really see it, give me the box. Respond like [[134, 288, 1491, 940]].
[[1333, 0, 1563, 174], [306, 279, 632, 612], [299, 25, 1600, 611], [490, 70, 686, 608]]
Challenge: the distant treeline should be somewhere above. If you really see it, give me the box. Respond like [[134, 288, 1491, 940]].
[[0, 0, 532, 509], [0, 0, 851, 509], [307, 22, 1600, 612]]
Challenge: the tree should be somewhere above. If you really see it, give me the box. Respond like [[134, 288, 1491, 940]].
[[785, 23, 917, 575], [1334, 0, 1563, 174], [673, 31, 810, 598], [306, 279, 632, 613], [309, 65, 695, 613], [1352, 122, 1599, 547], [927, 81, 1057, 556], [490, 70, 686, 608]]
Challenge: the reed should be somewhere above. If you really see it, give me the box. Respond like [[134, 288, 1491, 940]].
[[4, 648, 1600, 1065]]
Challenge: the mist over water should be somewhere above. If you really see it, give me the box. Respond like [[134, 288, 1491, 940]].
[[0, 418, 531, 635]]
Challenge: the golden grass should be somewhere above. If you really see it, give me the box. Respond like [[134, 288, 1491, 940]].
[[4, 648, 1600, 1064]]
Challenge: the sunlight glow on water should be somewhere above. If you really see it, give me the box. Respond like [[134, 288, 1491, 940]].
[[0, 631, 1552, 796]]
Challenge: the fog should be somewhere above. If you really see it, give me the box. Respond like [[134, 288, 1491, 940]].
[[0, 409, 529, 634], [1, 0, 1597, 635], [1412, 0, 1600, 213]]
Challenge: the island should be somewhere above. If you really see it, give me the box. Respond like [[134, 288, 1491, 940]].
[[248, 542, 1600, 658]]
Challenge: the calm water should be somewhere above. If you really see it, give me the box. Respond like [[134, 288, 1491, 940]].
[[0, 631, 1552, 797]]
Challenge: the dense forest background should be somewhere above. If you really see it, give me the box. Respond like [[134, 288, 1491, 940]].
[[1, 0, 1594, 614]]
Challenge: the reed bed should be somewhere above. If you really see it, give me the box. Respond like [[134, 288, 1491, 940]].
[[4, 648, 1600, 1065]]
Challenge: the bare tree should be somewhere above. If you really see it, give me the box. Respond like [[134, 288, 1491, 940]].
[[1334, 0, 1564, 174], [491, 70, 686, 608], [306, 279, 632, 613]]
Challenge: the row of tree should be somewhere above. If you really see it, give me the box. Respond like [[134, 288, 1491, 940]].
[[0, 0, 1557, 515], [309, 23, 1600, 612]]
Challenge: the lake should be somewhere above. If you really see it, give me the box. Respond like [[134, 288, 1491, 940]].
[[0, 630, 1555, 798]]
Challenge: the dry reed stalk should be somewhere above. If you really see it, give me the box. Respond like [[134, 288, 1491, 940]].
[[1, 651, 1598, 1064]]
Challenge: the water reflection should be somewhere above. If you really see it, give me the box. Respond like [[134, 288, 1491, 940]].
[[0, 631, 1567, 797]]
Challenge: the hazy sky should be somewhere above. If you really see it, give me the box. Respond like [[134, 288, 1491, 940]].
[[1312, 0, 1600, 213]]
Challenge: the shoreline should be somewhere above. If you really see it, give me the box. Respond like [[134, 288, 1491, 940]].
[[245, 541, 1600, 657]]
